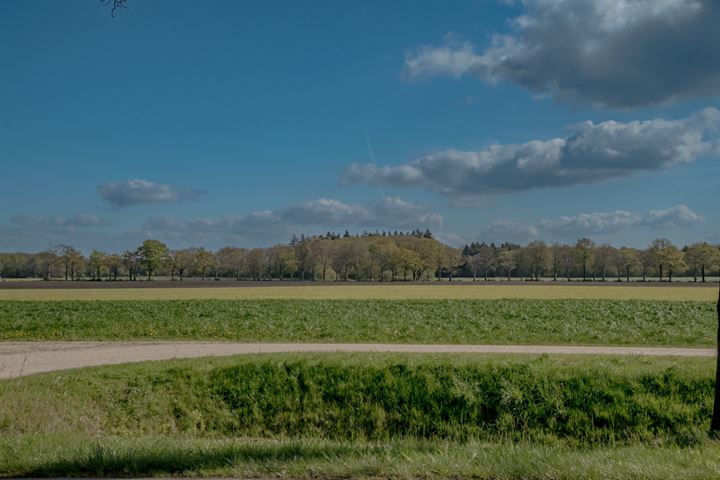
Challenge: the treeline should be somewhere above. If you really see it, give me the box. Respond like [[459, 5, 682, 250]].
[[0, 230, 718, 282]]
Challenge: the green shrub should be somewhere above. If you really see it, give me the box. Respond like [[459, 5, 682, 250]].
[[207, 360, 711, 444]]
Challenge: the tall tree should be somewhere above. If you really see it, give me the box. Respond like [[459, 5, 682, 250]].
[[594, 244, 614, 282], [106, 254, 122, 281], [216, 246, 247, 280], [649, 238, 673, 281], [574, 238, 595, 281], [34, 248, 60, 280], [638, 248, 654, 282], [192, 248, 217, 280], [136, 239, 169, 280], [58, 245, 83, 281], [438, 246, 462, 281], [686, 243, 720, 283], [665, 246, 686, 282], [549, 244, 567, 281], [497, 250, 516, 281], [245, 248, 265, 281], [525, 241, 549, 281], [122, 250, 139, 281], [613, 247, 638, 282], [87, 250, 108, 281]]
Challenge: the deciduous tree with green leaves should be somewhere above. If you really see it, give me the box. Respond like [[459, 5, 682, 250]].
[[136, 239, 169, 280]]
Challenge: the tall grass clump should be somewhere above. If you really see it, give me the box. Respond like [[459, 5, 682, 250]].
[[207, 360, 710, 445], [1, 354, 711, 446]]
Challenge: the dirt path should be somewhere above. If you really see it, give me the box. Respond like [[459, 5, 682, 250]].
[[0, 342, 714, 379]]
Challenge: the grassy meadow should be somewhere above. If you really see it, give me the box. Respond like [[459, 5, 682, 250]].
[[1, 283, 718, 478], [0, 283, 716, 301], [1, 353, 719, 477], [0, 298, 715, 345]]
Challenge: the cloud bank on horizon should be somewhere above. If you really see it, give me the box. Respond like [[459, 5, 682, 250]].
[[9, 213, 109, 228], [342, 108, 720, 199], [482, 205, 704, 243], [403, 0, 720, 107], [144, 196, 443, 239]]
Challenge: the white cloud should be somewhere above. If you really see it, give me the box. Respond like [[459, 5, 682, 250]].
[[280, 198, 369, 226], [481, 205, 704, 242], [97, 179, 204, 207], [342, 108, 720, 198], [642, 205, 704, 228], [404, 0, 720, 107], [481, 220, 542, 243], [538, 211, 640, 236]]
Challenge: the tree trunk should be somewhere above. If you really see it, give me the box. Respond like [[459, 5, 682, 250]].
[[702, 265, 706, 283], [710, 279, 720, 432]]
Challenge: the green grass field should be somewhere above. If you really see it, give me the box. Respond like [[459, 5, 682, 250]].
[[3, 286, 719, 478], [0, 283, 716, 301], [0, 298, 714, 345], [1, 353, 719, 478]]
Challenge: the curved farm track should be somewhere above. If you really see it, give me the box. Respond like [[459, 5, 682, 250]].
[[0, 342, 714, 379]]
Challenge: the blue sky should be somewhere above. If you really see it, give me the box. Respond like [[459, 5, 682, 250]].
[[0, 0, 717, 252]]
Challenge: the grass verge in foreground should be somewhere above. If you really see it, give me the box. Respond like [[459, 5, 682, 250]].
[[0, 299, 714, 345], [0, 353, 714, 445], [3, 435, 720, 479]]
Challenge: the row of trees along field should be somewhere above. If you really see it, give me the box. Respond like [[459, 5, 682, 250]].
[[0, 230, 718, 282]]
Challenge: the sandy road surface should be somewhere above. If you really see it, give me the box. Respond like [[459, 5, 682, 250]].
[[0, 342, 714, 379]]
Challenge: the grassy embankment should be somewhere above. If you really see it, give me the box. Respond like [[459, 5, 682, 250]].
[[0, 299, 714, 345], [1, 353, 720, 478]]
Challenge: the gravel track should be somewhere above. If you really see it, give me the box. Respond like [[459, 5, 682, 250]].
[[0, 342, 714, 379]]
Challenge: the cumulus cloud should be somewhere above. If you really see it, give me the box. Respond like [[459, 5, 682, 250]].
[[9, 213, 109, 228], [342, 108, 720, 198], [97, 179, 204, 208], [482, 205, 703, 242], [642, 205, 704, 228], [404, 0, 720, 107], [144, 196, 443, 236]]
